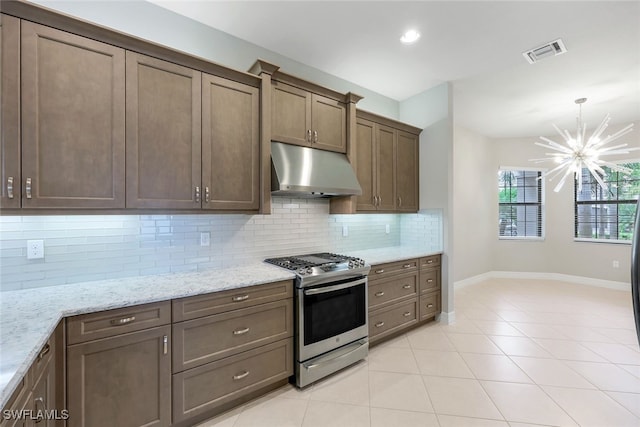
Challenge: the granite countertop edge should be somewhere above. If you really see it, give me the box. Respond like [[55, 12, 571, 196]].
[[0, 246, 441, 408]]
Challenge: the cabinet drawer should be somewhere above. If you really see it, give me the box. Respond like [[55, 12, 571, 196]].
[[420, 292, 441, 320], [369, 259, 418, 281], [419, 255, 441, 269], [173, 338, 293, 423], [420, 269, 441, 294], [173, 299, 293, 372], [67, 301, 171, 345], [173, 280, 293, 322], [369, 299, 418, 342], [368, 273, 417, 311]]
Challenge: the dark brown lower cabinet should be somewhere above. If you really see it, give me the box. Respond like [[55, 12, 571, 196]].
[[66, 326, 171, 427]]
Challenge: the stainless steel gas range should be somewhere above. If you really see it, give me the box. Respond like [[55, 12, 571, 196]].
[[264, 253, 370, 387]]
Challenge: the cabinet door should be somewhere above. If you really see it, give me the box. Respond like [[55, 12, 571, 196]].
[[31, 359, 55, 427], [311, 94, 346, 153], [202, 75, 259, 211], [376, 124, 396, 211], [396, 131, 419, 212], [126, 52, 201, 209], [21, 22, 125, 208], [67, 326, 171, 427], [271, 81, 311, 147], [0, 15, 20, 209], [354, 118, 377, 211]]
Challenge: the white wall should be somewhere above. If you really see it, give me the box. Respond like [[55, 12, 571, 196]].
[[452, 126, 493, 282], [489, 121, 640, 284]]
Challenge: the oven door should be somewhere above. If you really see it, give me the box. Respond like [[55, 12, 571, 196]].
[[297, 276, 368, 362]]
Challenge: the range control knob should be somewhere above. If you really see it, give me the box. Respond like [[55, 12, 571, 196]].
[[297, 267, 307, 276], [306, 267, 313, 275], [348, 260, 354, 268]]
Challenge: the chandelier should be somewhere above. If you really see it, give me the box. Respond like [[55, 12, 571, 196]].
[[531, 98, 636, 192]]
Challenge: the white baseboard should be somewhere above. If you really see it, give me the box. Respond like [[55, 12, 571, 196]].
[[454, 271, 630, 292], [436, 310, 455, 325]]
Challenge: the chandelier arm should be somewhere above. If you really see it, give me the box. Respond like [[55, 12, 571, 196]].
[[553, 168, 575, 193], [592, 124, 634, 148], [597, 160, 634, 174], [588, 114, 611, 143], [544, 159, 576, 181], [535, 141, 573, 154], [585, 164, 608, 191], [596, 143, 633, 153], [552, 124, 572, 143]]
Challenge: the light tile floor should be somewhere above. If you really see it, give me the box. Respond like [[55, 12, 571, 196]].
[[197, 279, 640, 427]]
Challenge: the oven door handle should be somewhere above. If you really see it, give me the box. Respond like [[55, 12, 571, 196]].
[[304, 278, 367, 296]]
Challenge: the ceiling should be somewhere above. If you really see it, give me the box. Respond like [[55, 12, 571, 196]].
[[148, 1, 640, 139]]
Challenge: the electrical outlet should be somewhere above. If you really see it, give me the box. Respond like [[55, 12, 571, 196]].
[[342, 225, 349, 237], [200, 232, 211, 247], [613, 260, 620, 268], [27, 240, 44, 260], [385, 224, 390, 234]]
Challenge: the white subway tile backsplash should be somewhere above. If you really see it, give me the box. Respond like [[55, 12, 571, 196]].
[[0, 197, 442, 290]]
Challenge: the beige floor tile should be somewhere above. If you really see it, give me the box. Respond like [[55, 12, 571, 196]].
[[460, 353, 532, 383], [494, 310, 537, 323], [592, 327, 639, 345], [301, 401, 369, 427], [552, 325, 617, 343], [481, 381, 577, 426], [489, 336, 552, 358], [511, 322, 569, 339], [370, 408, 439, 427], [234, 396, 308, 427], [373, 333, 412, 349], [446, 333, 504, 354], [267, 383, 314, 400], [438, 317, 484, 334], [407, 328, 456, 351], [565, 361, 640, 393], [511, 356, 595, 389], [458, 308, 504, 321], [413, 349, 475, 378], [423, 376, 503, 420], [543, 385, 640, 427], [368, 346, 420, 374], [195, 406, 243, 427], [618, 364, 640, 379], [533, 338, 608, 362], [309, 361, 369, 406], [580, 341, 640, 365], [605, 391, 640, 418], [369, 371, 433, 412], [437, 415, 509, 427], [472, 320, 525, 337]]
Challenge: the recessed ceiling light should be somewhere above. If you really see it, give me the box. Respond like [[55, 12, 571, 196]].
[[400, 29, 420, 45]]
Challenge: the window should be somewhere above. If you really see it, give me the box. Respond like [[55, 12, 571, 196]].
[[498, 169, 544, 239], [575, 162, 640, 242]]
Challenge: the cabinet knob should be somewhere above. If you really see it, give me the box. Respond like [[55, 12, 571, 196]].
[[26, 177, 32, 199], [6, 177, 14, 199]]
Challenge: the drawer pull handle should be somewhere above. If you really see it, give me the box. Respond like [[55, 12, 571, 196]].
[[427, 260, 434, 264], [427, 279, 434, 283], [313, 130, 318, 143], [233, 327, 250, 335], [307, 129, 312, 142], [403, 264, 412, 268], [375, 269, 385, 274], [403, 311, 412, 317], [402, 284, 411, 289], [195, 186, 201, 203], [34, 397, 44, 423], [7, 177, 14, 199], [233, 371, 250, 380], [163, 335, 168, 355], [37, 344, 50, 361], [111, 316, 135, 326], [375, 291, 385, 297], [205, 186, 210, 203], [375, 321, 385, 328], [427, 304, 434, 308], [232, 295, 249, 302]]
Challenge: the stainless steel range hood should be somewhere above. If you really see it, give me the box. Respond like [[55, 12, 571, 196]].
[[271, 141, 362, 197]]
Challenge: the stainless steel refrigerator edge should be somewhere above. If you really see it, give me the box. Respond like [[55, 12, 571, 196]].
[[632, 198, 640, 345]]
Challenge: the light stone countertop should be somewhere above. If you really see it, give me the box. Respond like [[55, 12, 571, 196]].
[[0, 245, 441, 409]]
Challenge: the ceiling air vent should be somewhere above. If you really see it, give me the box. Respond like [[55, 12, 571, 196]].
[[522, 38, 567, 64]]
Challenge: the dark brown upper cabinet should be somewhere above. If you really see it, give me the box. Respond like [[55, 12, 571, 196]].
[[271, 80, 347, 153], [126, 52, 202, 209], [202, 74, 260, 211], [0, 14, 20, 209], [20, 21, 126, 208], [350, 111, 421, 213]]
